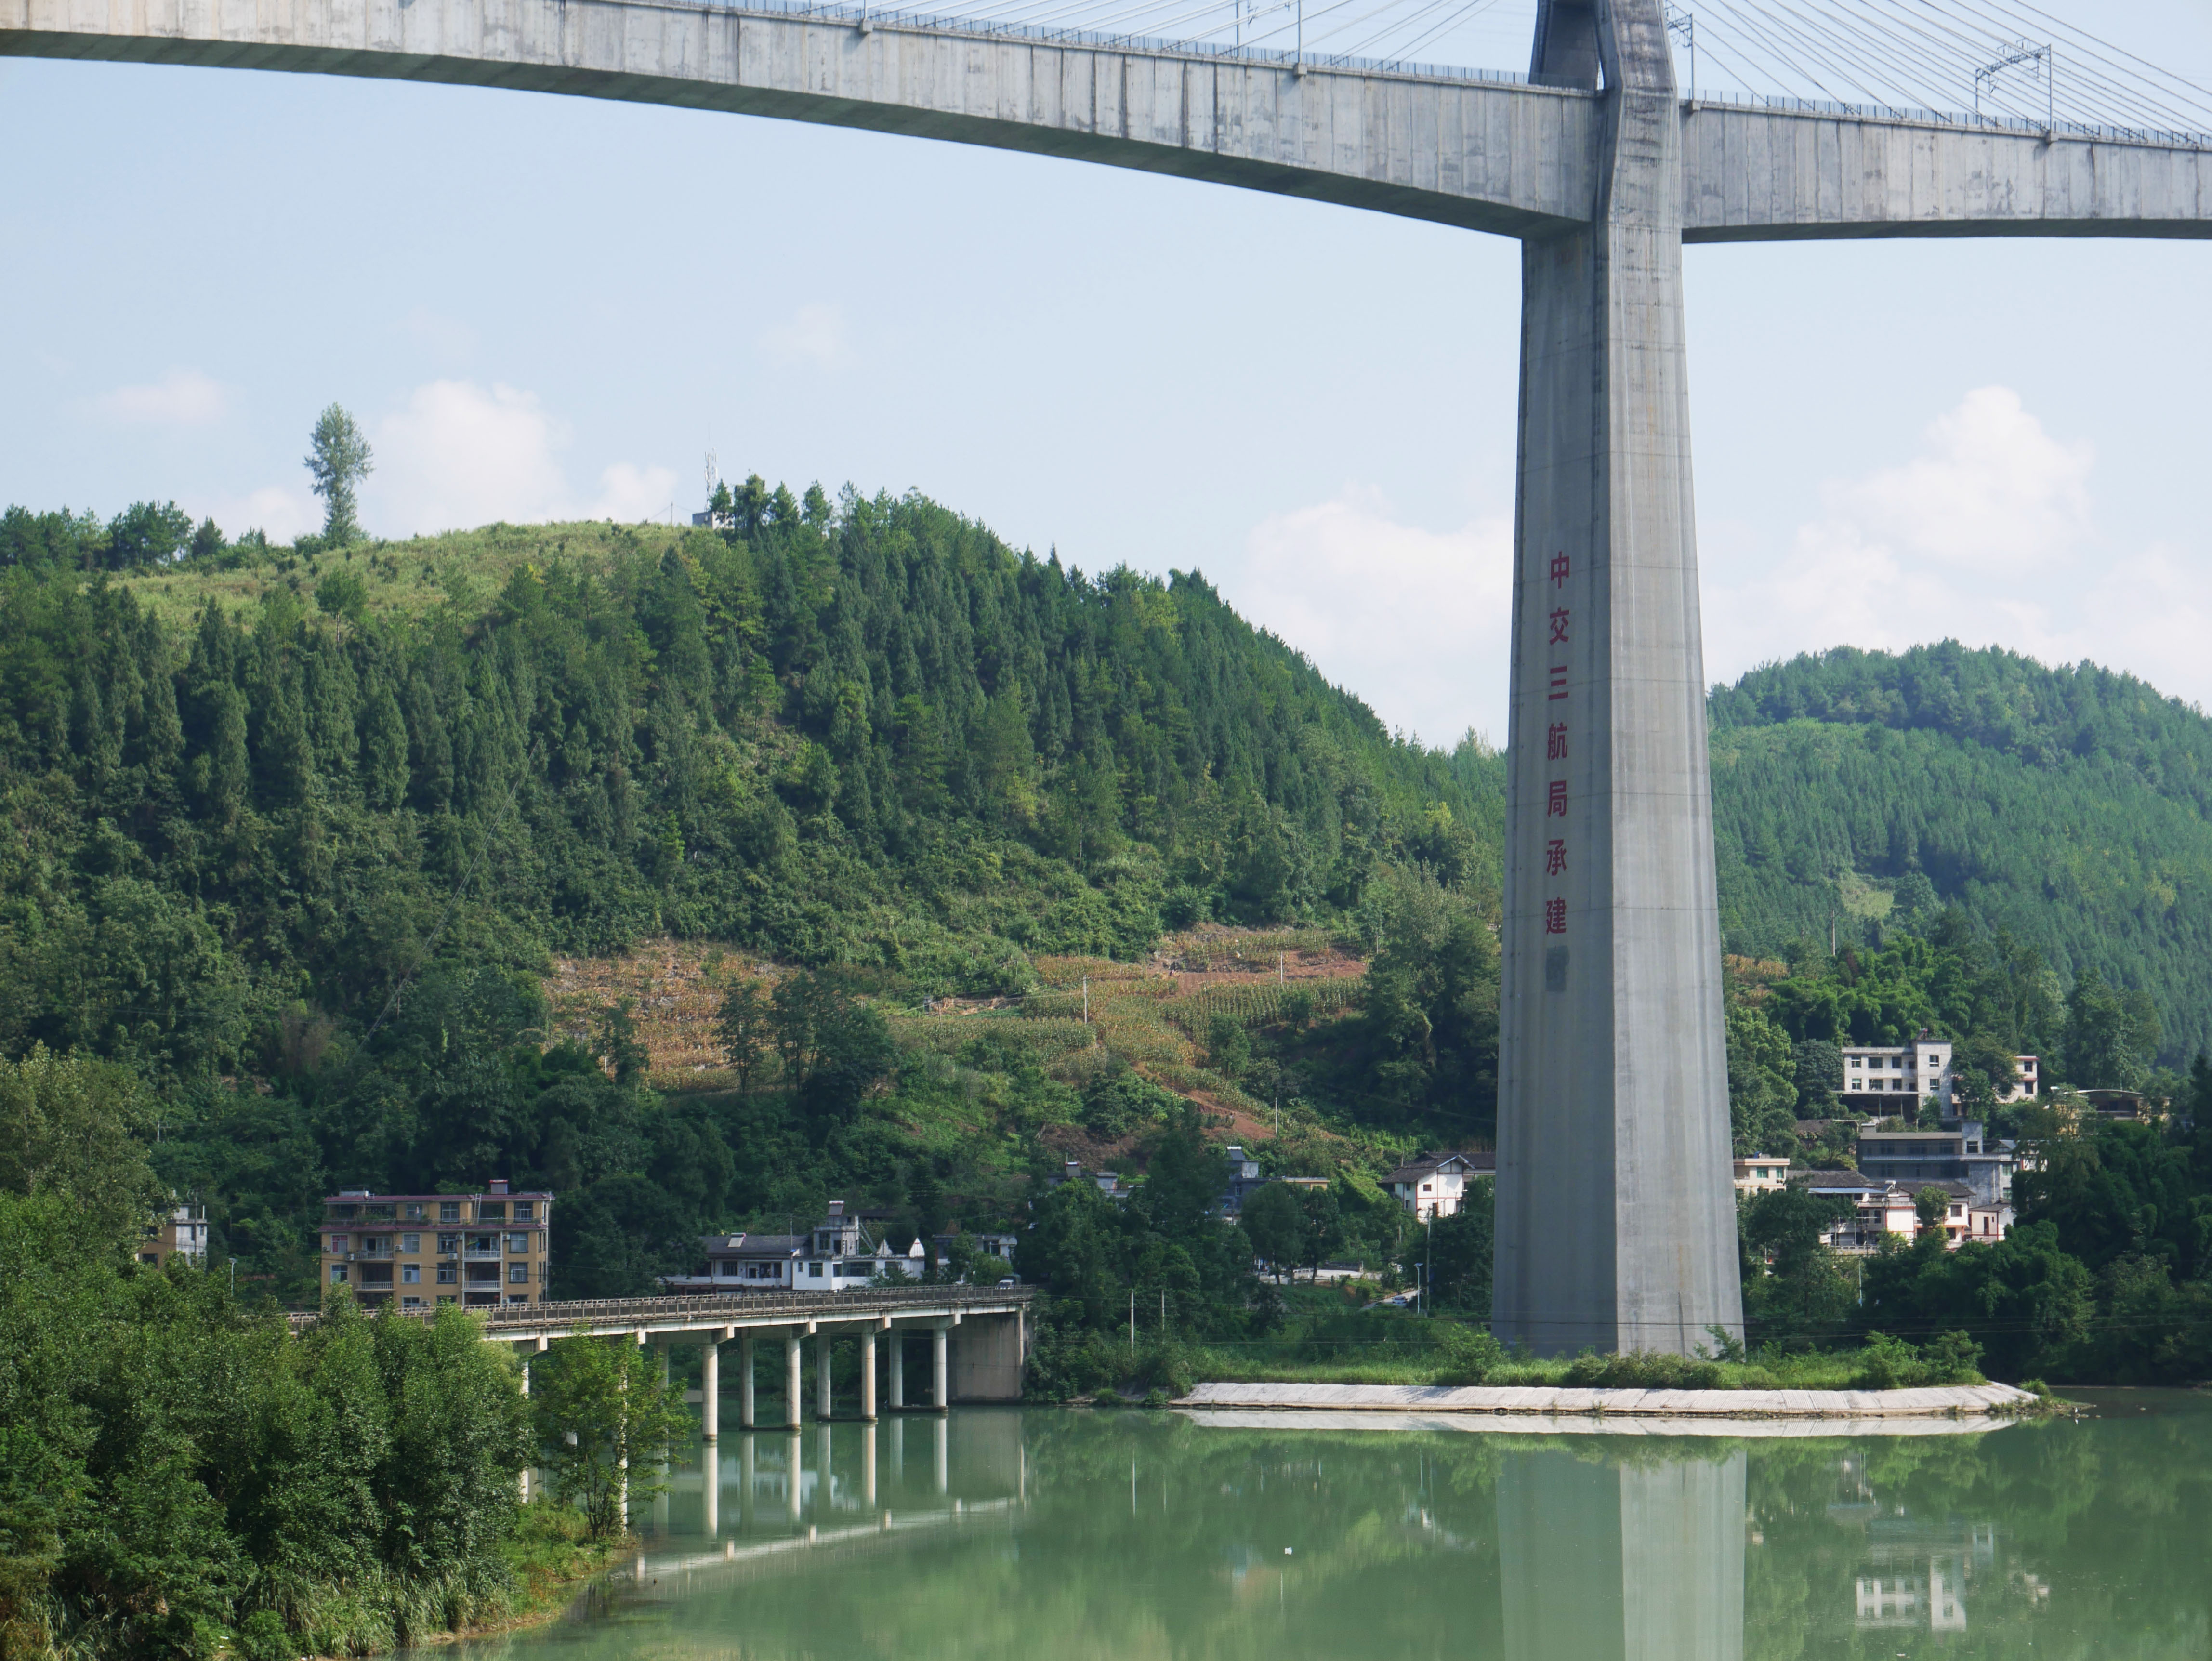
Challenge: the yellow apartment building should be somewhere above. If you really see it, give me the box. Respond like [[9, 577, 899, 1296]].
[[321, 1179, 552, 1309]]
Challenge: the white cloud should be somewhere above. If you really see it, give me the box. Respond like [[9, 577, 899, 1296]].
[[196, 485, 322, 545], [1220, 485, 1513, 748], [584, 461, 683, 522], [759, 303, 853, 371], [359, 381, 679, 538], [92, 367, 229, 426], [369, 381, 569, 534], [1702, 385, 2212, 711]]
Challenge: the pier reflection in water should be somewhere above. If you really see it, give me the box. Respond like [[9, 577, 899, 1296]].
[[449, 1393, 2212, 1661]]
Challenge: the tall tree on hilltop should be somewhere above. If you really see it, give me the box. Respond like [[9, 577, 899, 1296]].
[[305, 403, 374, 544]]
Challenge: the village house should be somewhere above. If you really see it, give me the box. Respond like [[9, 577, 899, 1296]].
[[140, 1201, 207, 1270], [1837, 1031, 2039, 1115], [1732, 1157, 1791, 1195], [1381, 1152, 1493, 1220], [661, 1200, 919, 1293]]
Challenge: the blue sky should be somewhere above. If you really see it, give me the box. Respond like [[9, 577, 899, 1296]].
[[2, 1, 2208, 745]]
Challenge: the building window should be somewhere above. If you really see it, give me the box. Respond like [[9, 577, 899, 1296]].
[[440, 1201, 461, 1223], [809, 1262, 825, 1278], [479, 1202, 506, 1222], [400, 1233, 420, 1253], [437, 1233, 459, 1253], [514, 1201, 534, 1221], [403, 1203, 425, 1221], [437, 1264, 457, 1284], [507, 1233, 528, 1254], [330, 1264, 350, 1283], [401, 1264, 421, 1284], [402, 1296, 424, 1308], [508, 1264, 529, 1283]]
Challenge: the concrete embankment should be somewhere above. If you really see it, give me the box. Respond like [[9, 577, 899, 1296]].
[[1178, 1381, 2036, 1435]]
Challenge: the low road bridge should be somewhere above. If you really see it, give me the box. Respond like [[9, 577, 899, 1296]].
[[11, 0, 2208, 1358], [298, 1285, 1037, 1423]]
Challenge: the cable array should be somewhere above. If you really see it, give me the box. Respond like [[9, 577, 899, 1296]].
[[745, 0, 2212, 144], [1682, 0, 2212, 145]]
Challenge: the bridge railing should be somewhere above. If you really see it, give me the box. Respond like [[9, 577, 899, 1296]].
[[288, 1283, 1035, 1333]]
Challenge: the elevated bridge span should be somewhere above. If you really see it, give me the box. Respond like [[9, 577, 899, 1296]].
[[10, 0, 2206, 241], [291, 1285, 1037, 1411]]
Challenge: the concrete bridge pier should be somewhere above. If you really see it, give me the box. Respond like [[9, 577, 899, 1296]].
[[859, 1325, 879, 1422], [815, 1330, 834, 1422], [887, 1331, 905, 1410], [783, 1331, 803, 1429], [737, 1331, 755, 1430], [931, 1322, 949, 1413], [700, 1333, 720, 1442], [1492, 0, 1742, 1358]]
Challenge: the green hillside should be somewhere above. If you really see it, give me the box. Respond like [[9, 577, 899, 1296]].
[[1708, 643, 2212, 1063], [4, 495, 2212, 1390]]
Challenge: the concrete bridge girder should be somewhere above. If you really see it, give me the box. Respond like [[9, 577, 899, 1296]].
[[3, 0, 1601, 235]]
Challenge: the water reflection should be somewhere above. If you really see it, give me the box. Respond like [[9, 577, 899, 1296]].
[[1499, 1448, 1744, 1661], [456, 1394, 2212, 1661]]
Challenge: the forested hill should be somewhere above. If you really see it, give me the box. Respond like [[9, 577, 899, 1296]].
[[1708, 643, 2212, 1062], [0, 489, 1501, 1080]]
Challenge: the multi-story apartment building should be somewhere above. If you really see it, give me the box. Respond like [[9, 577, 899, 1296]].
[[1838, 1031, 2040, 1114], [321, 1179, 552, 1309]]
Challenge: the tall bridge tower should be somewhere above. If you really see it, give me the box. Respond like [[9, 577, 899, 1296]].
[[1493, 0, 1740, 1357]]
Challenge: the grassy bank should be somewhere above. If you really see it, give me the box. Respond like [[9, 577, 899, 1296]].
[[1178, 1341, 1984, 1392], [496, 1502, 630, 1633], [1032, 1319, 1990, 1400]]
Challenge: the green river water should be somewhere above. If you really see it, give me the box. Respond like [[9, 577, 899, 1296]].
[[466, 1392, 2211, 1661]]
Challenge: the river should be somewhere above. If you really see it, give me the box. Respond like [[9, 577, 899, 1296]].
[[465, 1391, 2211, 1661]]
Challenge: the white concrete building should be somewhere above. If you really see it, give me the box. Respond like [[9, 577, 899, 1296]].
[[1382, 1152, 1492, 1221], [1732, 1157, 1790, 1196], [1839, 1033, 2039, 1114], [663, 1200, 917, 1293]]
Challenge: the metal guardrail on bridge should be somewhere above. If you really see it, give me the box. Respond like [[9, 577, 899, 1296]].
[[288, 1283, 1036, 1334]]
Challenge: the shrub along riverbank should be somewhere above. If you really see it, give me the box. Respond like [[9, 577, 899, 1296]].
[[0, 1139, 686, 1661]]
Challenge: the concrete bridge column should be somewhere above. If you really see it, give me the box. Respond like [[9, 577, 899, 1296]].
[[785, 1431, 803, 1522], [1493, 0, 1742, 1358], [738, 1331, 755, 1430], [859, 1326, 878, 1422], [815, 1330, 834, 1422], [701, 1337, 721, 1442], [784, 1330, 803, 1429], [888, 1330, 905, 1409], [931, 1323, 948, 1413]]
